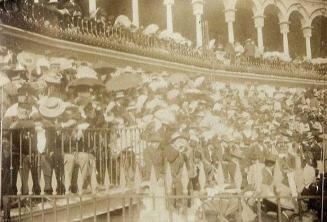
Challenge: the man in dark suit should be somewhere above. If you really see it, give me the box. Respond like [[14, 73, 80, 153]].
[[163, 133, 188, 209]]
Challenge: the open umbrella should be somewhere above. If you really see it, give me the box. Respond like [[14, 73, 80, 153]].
[[114, 15, 132, 28], [143, 24, 159, 35], [106, 73, 142, 92]]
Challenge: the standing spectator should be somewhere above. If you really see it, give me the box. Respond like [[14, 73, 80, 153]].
[[244, 39, 255, 64]]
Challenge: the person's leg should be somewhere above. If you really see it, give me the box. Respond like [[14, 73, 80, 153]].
[[40, 154, 53, 194], [76, 152, 92, 190], [52, 153, 65, 194], [21, 155, 31, 195], [63, 153, 75, 193]]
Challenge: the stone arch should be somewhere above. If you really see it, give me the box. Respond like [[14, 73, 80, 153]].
[[261, 0, 287, 21], [234, 0, 257, 43], [285, 3, 310, 26], [234, 0, 259, 15], [309, 8, 327, 26]]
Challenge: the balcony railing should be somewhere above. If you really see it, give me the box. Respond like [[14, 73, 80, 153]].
[[0, 9, 326, 81], [1, 127, 325, 222]]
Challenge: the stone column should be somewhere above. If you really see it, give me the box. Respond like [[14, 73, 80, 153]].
[[224, 9, 235, 44], [192, 0, 204, 48], [89, 0, 96, 14], [302, 26, 312, 61], [164, 0, 174, 33], [280, 22, 290, 58], [132, 0, 139, 27], [254, 15, 264, 54]]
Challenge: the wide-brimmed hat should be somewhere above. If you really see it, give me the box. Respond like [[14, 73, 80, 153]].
[[170, 132, 188, 143], [45, 70, 62, 84], [39, 97, 66, 118], [68, 66, 104, 88]]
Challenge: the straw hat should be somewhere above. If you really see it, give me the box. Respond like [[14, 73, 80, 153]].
[[39, 97, 66, 118], [45, 70, 62, 84]]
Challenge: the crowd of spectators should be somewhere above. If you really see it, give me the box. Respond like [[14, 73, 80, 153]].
[[0, 42, 326, 221], [0, 0, 326, 80]]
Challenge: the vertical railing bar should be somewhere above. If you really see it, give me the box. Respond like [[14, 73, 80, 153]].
[[129, 128, 133, 169], [129, 197, 132, 222], [122, 196, 126, 222], [257, 198, 262, 222], [10, 132, 13, 191], [19, 132, 22, 177], [99, 132, 103, 183], [238, 197, 242, 221], [69, 136, 72, 154], [94, 196, 97, 222], [30, 197, 33, 222], [298, 197, 303, 222], [54, 197, 57, 222], [66, 196, 70, 222], [42, 197, 45, 222], [82, 131, 85, 152], [277, 197, 282, 222], [107, 195, 111, 222], [18, 197, 22, 222], [80, 196, 83, 222]]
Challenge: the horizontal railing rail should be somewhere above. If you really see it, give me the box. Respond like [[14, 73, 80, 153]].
[[2, 193, 325, 222]]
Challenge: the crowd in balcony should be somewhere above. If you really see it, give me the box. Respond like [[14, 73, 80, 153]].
[[0, 0, 326, 80], [0, 42, 326, 221]]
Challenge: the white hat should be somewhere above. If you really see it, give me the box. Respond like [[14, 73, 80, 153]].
[[39, 97, 66, 118]]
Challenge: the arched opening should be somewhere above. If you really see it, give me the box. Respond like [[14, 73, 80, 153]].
[[288, 11, 306, 59], [263, 5, 282, 52], [139, 0, 165, 28], [174, 0, 195, 42], [234, 0, 256, 45], [99, 0, 131, 20], [203, 0, 226, 48], [311, 15, 327, 58]]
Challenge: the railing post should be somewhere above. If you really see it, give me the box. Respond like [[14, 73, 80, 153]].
[[40, 170, 45, 195], [28, 169, 33, 195], [16, 171, 22, 195], [165, 163, 173, 222], [150, 165, 158, 210], [120, 165, 126, 192], [104, 166, 110, 193], [181, 163, 189, 222], [78, 169, 83, 195], [52, 169, 57, 195], [91, 160, 98, 194], [257, 198, 262, 222], [277, 197, 282, 222]]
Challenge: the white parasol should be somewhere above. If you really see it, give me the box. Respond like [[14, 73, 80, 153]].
[[143, 24, 159, 35]]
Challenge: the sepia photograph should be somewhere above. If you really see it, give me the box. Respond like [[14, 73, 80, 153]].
[[0, 0, 326, 221]]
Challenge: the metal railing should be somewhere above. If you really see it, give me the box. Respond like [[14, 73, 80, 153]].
[[1, 126, 325, 221], [1, 126, 146, 194], [0, 9, 326, 80], [2, 192, 324, 221]]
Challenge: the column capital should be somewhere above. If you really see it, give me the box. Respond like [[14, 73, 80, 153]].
[[253, 15, 264, 28], [302, 26, 312, 38], [164, 0, 174, 6], [279, 21, 290, 34], [224, 8, 236, 23], [192, 0, 204, 15]]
